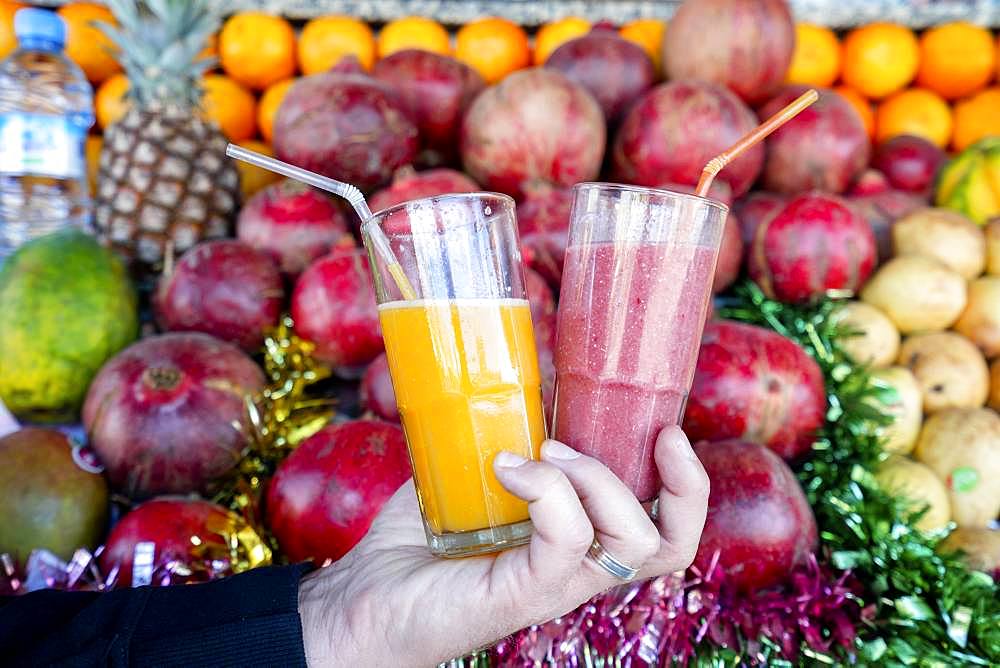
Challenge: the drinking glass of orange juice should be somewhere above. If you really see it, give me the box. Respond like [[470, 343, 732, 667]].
[[363, 193, 546, 557]]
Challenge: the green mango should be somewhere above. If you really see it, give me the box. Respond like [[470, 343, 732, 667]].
[[0, 231, 138, 421]]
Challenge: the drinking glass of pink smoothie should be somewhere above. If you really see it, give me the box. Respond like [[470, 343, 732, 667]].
[[553, 183, 728, 501]]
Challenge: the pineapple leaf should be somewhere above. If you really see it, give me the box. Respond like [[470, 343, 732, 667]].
[[98, 0, 221, 111]]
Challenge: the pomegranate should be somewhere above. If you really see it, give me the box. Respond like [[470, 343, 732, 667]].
[[849, 189, 926, 262], [99, 498, 231, 587], [872, 135, 946, 196], [749, 192, 876, 303], [714, 214, 744, 292], [663, 0, 795, 105], [758, 86, 871, 195], [291, 249, 383, 372], [368, 166, 480, 213], [683, 320, 826, 460], [612, 80, 764, 197], [545, 27, 655, 122], [847, 168, 892, 197], [273, 70, 419, 192], [267, 420, 411, 563], [525, 266, 557, 351], [460, 68, 605, 199], [693, 439, 818, 593], [733, 191, 786, 245], [154, 240, 283, 352], [372, 49, 485, 166], [237, 179, 354, 277], [517, 185, 573, 289], [360, 353, 398, 423], [82, 333, 265, 498]]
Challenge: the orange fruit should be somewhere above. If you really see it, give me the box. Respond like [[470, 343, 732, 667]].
[[534, 16, 591, 65], [835, 85, 875, 140], [0, 2, 24, 60], [455, 17, 530, 84], [95, 73, 130, 129], [917, 22, 996, 101], [201, 74, 257, 142], [58, 3, 122, 84], [220, 12, 297, 91], [842, 23, 919, 100], [235, 139, 281, 199], [785, 24, 841, 88], [620, 19, 665, 72], [377, 16, 451, 58], [257, 78, 296, 144], [876, 88, 953, 148], [85, 134, 101, 195], [952, 87, 1000, 151], [298, 16, 376, 74]]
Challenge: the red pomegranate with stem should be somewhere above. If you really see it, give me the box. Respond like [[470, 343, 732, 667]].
[[517, 184, 573, 289], [872, 134, 946, 196], [368, 166, 480, 213], [372, 49, 485, 166], [693, 439, 818, 593], [733, 191, 787, 246], [360, 353, 398, 422], [267, 420, 411, 563], [460, 68, 605, 200], [291, 249, 383, 373], [154, 240, 284, 352], [683, 320, 826, 461], [237, 179, 353, 278], [83, 333, 266, 498], [748, 192, 877, 303], [273, 70, 419, 192], [758, 86, 871, 195], [663, 0, 795, 105], [99, 498, 232, 588], [612, 80, 764, 197], [545, 26, 655, 122]]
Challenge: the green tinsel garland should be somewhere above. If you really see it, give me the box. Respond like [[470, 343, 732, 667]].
[[719, 282, 999, 666]]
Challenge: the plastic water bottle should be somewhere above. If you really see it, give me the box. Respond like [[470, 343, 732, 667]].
[[0, 8, 94, 262]]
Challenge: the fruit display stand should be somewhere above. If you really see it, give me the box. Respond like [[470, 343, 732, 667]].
[[1, 0, 1000, 666], [24, 0, 1000, 26]]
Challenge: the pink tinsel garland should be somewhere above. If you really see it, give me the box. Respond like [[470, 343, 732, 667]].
[[493, 552, 872, 666]]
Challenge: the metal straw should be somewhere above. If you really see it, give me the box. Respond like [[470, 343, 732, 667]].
[[226, 144, 417, 300]]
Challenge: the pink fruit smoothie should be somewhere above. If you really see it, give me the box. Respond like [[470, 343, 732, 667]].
[[553, 241, 718, 500]]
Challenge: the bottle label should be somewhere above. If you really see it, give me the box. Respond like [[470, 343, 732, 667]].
[[0, 111, 87, 179]]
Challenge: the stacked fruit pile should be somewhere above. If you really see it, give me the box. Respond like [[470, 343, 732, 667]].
[[0, 0, 998, 663]]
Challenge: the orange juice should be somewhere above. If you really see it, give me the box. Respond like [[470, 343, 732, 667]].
[[379, 298, 545, 535]]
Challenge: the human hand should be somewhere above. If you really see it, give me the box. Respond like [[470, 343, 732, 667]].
[[298, 426, 709, 667]]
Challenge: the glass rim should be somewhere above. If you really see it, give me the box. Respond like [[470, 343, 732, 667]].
[[573, 181, 731, 214], [369, 191, 516, 227]]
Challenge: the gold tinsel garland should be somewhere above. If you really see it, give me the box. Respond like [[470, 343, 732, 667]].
[[213, 315, 335, 551]]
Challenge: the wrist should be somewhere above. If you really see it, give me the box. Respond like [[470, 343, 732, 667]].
[[298, 563, 362, 666]]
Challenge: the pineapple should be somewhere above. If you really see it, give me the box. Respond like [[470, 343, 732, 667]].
[[94, 0, 240, 274]]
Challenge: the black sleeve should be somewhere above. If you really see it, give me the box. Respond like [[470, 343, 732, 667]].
[[0, 564, 311, 668]]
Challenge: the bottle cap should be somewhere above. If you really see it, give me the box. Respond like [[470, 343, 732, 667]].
[[14, 8, 66, 48]]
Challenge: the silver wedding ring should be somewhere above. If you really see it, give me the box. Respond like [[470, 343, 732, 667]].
[[586, 538, 639, 581]]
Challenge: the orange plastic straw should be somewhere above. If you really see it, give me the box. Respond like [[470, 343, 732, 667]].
[[695, 89, 820, 198]]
